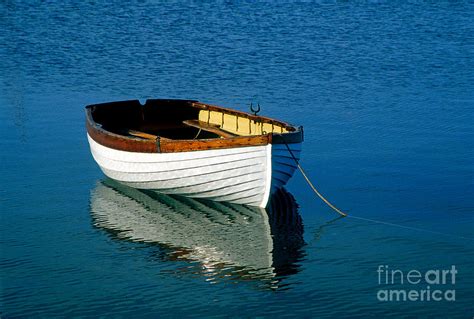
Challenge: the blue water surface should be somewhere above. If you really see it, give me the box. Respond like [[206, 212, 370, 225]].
[[1, 2, 473, 318]]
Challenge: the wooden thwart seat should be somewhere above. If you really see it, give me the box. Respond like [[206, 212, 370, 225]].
[[126, 129, 158, 140], [124, 121, 237, 141], [182, 120, 237, 138]]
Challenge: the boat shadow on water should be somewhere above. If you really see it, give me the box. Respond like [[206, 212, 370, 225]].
[[90, 179, 306, 290]]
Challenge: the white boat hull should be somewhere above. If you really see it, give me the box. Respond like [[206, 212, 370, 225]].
[[87, 134, 301, 207]]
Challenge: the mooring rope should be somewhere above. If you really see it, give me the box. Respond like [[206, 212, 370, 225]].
[[347, 215, 473, 240], [284, 142, 473, 241], [284, 142, 347, 217]]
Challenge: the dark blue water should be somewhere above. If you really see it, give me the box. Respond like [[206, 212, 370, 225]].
[[1, 2, 473, 318]]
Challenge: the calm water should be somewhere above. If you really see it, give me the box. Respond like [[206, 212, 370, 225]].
[[1, 2, 473, 318]]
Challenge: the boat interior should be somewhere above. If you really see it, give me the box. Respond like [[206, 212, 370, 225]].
[[88, 99, 295, 141]]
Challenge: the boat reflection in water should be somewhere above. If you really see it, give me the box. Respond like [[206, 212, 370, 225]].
[[90, 179, 305, 289]]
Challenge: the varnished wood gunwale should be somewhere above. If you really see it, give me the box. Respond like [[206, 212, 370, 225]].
[[86, 99, 303, 153]]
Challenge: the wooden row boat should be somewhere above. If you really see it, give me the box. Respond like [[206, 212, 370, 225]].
[[86, 99, 303, 207]]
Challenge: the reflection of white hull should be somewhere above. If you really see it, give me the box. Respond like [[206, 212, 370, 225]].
[[88, 135, 301, 207], [91, 181, 274, 277], [91, 180, 305, 287]]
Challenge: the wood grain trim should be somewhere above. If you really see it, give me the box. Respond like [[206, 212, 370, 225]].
[[159, 135, 270, 152], [86, 109, 272, 153]]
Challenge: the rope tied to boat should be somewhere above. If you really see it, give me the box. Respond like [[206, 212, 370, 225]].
[[284, 142, 347, 217], [284, 142, 474, 241]]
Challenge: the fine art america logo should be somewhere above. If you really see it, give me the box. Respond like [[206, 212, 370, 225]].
[[377, 265, 457, 302]]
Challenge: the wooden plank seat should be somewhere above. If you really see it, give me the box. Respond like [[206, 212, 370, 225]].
[[182, 120, 237, 138], [126, 129, 158, 140], [123, 122, 237, 141]]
